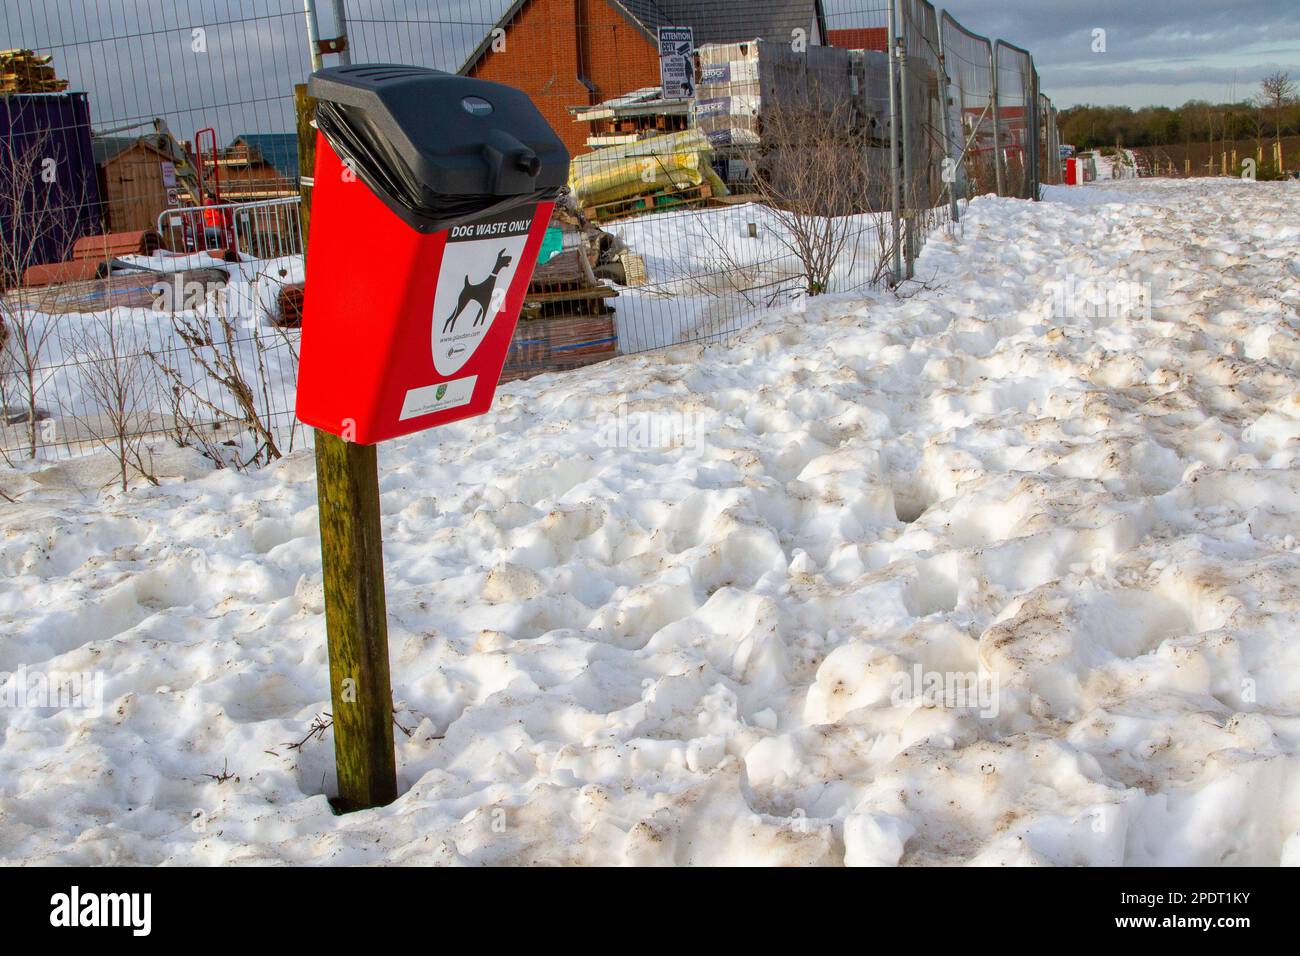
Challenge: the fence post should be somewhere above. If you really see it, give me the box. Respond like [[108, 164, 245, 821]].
[[989, 45, 1004, 196], [294, 85, 316, 244], [1030, 70, 1040, 199], [940, 51, 960, 224], [886, 0, 903, 283], [896, 2, 915, 279], [302, 0, 324, 71], [330, 0, 352, 65]]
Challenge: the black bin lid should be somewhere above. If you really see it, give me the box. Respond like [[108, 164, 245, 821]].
[[309, 64, 570, 231]]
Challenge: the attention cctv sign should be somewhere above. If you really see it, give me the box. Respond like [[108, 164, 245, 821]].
[[658, 26, 695, 99]]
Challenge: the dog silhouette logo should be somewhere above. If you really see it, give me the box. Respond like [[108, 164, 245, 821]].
[[441, 248, 513, 334], [430, 224, 529, 377]]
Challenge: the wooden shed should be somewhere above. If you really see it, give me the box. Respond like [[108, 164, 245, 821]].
[[93, 136, 175, 234]]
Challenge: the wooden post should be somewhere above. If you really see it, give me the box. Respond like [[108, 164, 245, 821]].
[[295, 84, 316, 244], [315, 430, 398, 811]]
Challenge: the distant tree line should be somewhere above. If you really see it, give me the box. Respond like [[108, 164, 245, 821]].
[[1059, 71, 1298, 152]]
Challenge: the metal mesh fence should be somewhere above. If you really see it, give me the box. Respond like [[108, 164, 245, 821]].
[[994, 40, 1037, 200], [896, 0, 955, 275], [1040, 92, 1062, 187], [938, 12, 994, 198], [1, 1, 311, 469], [1, 0, 1050, 470], [348, 2, 899, 352]]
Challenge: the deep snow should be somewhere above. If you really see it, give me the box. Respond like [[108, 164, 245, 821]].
[[1, 178, 1299, 865]]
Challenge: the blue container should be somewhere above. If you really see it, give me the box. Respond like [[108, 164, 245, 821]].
[[0, 92, 104, 279]]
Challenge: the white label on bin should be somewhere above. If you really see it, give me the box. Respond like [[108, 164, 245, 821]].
[[399, 374, 478, 421], [430, 211, 534, 377]]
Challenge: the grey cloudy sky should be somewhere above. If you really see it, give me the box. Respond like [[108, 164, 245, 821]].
[[2, 0, 1296, 141], [928, 0, 1300, 107]]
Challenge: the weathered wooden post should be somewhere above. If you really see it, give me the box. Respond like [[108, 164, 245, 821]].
[[315, 432, 397, 810], [295, 84, 315, 243]]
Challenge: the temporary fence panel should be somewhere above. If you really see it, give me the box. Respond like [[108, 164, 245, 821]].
[[0, 0, 312, 467], [896, 0, 954, 276], [1039, 93, 1062, 187], [994, 40, 1038, 200], [938, 13, 995, 200], [157, 197, 304, 260]]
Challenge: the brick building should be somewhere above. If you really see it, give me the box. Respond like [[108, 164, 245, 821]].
[[461, 0, 827, 157]]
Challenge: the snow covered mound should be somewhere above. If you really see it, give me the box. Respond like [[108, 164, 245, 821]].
[[2, 178, 1299, 865]]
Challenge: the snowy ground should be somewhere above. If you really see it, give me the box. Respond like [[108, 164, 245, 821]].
[[1, 178, 1298, 865]]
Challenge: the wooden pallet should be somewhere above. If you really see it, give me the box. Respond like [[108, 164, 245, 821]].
[[520, 248, 619, 319], [520, 286, 617, 321], [583, 182, 713, 223]]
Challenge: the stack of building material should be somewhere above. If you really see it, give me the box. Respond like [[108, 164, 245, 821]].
[[694, 40, 856, 147], [18, 266, 228, 314], [694, 40, 867, 186], [20, 231, 165, 287], [570, 88, 692, 149], [0, 50, 68, 93], [72, 230, 163, 261], [499, 250, 618, 383], [568, 128, 727, 222]]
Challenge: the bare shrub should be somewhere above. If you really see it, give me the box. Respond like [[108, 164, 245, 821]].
[[148, 287, 284, 471], [739, 82, 899, 297], [66, 311, 159, 492]]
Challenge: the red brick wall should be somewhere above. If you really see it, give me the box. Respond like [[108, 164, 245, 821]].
[[828, 27, 888, 52], [469, 0, 660, 157]]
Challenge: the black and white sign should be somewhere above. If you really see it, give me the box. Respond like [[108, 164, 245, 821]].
[[429, 209, 532, 377], [658, 26, 695, 99]]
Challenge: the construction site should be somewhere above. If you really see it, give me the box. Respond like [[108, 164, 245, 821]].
[[1, 0, 1059, 466]]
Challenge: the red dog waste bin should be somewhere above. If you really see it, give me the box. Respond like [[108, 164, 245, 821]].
[[295, 65, 570, 444]]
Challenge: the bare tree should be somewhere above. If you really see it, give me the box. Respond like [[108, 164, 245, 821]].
[[1258, 71, 1296, 146], [0, 113, 94, 458]]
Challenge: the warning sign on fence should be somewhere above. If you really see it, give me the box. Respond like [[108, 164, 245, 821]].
[[658, 26, 695, 99]]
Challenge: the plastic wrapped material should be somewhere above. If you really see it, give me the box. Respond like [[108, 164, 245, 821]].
[[568, 129, 723, 207]]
